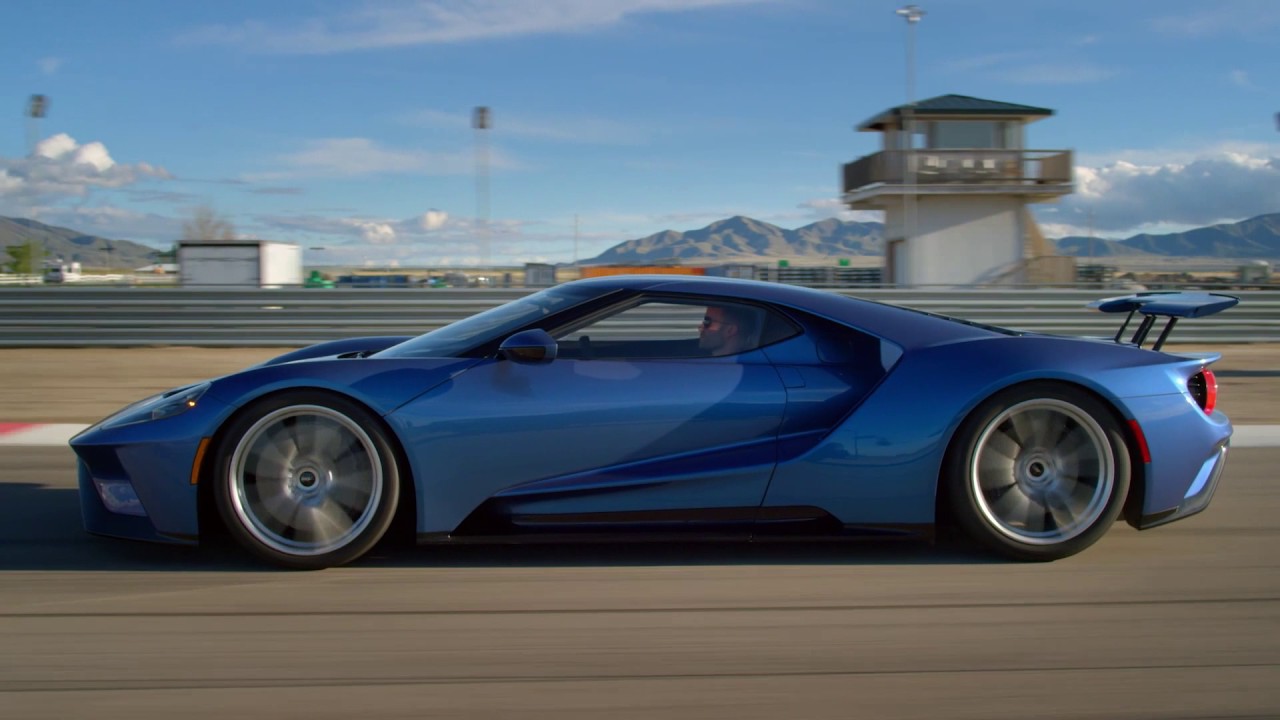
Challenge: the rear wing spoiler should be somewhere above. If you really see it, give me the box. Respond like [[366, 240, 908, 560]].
[[1088, 291, 1240, 351]]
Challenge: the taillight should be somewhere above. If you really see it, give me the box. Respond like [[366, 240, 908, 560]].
[[1188, 368, 1218, 415]]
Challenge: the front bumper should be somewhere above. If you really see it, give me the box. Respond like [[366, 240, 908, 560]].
[[71, 395, 232, 544], [78, 460, 195, 545]]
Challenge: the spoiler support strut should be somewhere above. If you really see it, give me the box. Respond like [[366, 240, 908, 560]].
[[1090, 292, 1238, 351]]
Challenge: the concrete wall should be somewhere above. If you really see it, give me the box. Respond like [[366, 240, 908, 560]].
[[885, 195, 1024, 286]]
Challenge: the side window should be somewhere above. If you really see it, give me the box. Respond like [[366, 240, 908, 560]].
[[554, 299, 794, 360]]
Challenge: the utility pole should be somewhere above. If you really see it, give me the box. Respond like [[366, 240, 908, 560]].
[[573, 214, 579, 266]]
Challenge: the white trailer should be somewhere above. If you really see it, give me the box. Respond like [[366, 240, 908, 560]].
[[44, 261, 83, 283], [178, 240, 303, 288]]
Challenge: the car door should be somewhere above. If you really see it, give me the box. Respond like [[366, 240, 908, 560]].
[[390, 298, 790, 535]]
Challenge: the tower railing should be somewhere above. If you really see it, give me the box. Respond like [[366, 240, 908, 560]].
[[843, 149, 1073, 191]]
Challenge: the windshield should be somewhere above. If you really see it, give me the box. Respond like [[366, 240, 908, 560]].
[[375, 285, 599, 359]]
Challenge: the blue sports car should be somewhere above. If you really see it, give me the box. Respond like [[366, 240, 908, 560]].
[[71, 276, 1236, 569]]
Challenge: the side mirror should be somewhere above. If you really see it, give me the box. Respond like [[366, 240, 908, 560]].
[[499, 329, 558, 365]]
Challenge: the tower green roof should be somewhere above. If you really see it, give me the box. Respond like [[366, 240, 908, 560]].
[[857, 94, 1054, 131]]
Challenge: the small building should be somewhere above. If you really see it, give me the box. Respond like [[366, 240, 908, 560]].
[[524, 262, 557, 287], [842, 94, 1075, 286], [44, 260, 82, 283], [178, 240, 302, 288]]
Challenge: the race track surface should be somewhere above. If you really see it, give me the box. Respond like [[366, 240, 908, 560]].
[[2, 446, 1277, 719]]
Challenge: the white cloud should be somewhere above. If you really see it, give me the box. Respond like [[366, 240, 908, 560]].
[[352, 220, 398, 243], [34, 134, 79, 160], [280, 138, 443, 176], [179, 0, 771, 55], [945, 48, 1115, 86], [1051, 147, 1280, 235], [24, 206, 182, 246], [1229, 69, 1256, 89], [796, 197, 881, 224], [1074, 141, 1279, 169], [258, 209, 471, 244], [258, 214, 390, 240], [71, 142, 116, 173], [418, 210, 449, 231], [136, 162, 166, 177], [1151, 2, 1280, 38], [247, 186, 305, 196], [38, 57, 62, 75], [495, 114, 649, 145], [0, 133, 173, 202], [252, 210, 580, 265], [259, 137, 517, 179]]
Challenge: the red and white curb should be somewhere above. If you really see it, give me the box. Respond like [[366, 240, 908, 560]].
[[2, 422, 1280, 448], [1230, 425, 1280, 448], [0, 423, 93, 446]]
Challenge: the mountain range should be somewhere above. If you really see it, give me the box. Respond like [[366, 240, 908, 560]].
[[584, 212, 1280, 264], [586, 216, 884, 264], [0, 217, 161, 268], [1053, 213, 1280, 259], [2, 211, 1278, 269]]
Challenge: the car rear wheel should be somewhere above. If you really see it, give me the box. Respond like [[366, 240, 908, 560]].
[[945, 383, 1130, 561], [213, 391, 401, 569]]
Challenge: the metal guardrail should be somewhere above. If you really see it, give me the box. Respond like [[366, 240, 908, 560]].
[[0, 274, 45, 286], [0, 287, 1276, 347]]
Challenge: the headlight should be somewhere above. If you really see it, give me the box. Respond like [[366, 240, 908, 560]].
[[100, 383, 211, 428]]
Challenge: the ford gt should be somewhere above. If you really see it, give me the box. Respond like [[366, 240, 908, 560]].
[[71, 276, 1237, 568]]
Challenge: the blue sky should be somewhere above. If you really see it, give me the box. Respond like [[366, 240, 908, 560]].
[[1, 0, 1277, 266]]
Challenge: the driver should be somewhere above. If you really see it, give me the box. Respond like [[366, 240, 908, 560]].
[[698, 304, 753, 356]]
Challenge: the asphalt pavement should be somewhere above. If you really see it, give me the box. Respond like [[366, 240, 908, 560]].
[[2, 344, 1276, 718], [2, 446, 1277, 719]]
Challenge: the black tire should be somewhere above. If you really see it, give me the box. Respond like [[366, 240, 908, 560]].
[[212, 390, 401, 569], [944, 383, 1131, 561]]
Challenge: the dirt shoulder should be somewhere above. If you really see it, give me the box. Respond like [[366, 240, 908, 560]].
[[0, 347, 288, 424], [0, 344, 1275, 424]]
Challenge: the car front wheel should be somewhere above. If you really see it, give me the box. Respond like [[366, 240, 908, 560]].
[[213, 391, 401, 569]]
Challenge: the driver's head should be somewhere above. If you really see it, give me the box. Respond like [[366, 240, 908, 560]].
[[698, 304, 752, 355]]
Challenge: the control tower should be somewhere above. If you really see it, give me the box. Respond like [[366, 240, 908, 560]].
[[842, 94, 1074, 286]]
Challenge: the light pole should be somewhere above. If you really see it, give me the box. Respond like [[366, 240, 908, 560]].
[[896, 5, 924, 285], [472, 106, 492, 269], [26, 94, 48, 155], [24, 94, 50, 273]]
